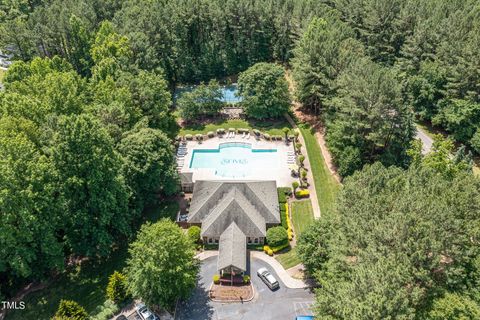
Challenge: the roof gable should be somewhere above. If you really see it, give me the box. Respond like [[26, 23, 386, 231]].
[[200, 191, 266, 237], [188, 180, 280, 225], [217, 222, 246, 272]]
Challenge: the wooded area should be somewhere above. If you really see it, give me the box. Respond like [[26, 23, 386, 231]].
[[1, 0, 479, 318]]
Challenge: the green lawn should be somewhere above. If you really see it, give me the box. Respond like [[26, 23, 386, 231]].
[[275, 247, 301, 269], [276, 200, 315, 269], [6, 201, 179, 320], [291, 200, 315, 235], [179, 118, 291, 136], [298, 124, 340, 219]]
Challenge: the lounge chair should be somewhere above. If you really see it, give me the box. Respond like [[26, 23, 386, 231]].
[[242, 132, 246, 139], [246, 132, 250, 139]]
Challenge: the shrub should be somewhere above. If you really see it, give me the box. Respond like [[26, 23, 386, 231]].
[[271, 242, 290, 253], [175, 135, 182, 141], [217, 128, 225, 134], [288, 134, 295, 141], [243, 275, 251, 284], [229, 128, 235, 133], [267, 249, 273, 256], [264, 133, 271, 140], [288, 230, 293, 241], [106, 271, 128, 303], [187, 226, 201, 244], [267, 226, 288, 247], [300, 169, 307, 179], [295, 142, 302, 150], [278, 187, 292, 196], [299, 155, 305, 165], [277, 188, 287, 203], [53, 300, 88, 320], [253, 129, 261, 136], [91, 300, 120, 320], [213, 274, 220, 284], [195, 134, 203, 141], [263, 245, 270, 253], [295, 190, 310, 198], [185, 134, 193, 140], [207, 131, 215, 138], [280, 207, 288, 229], [292, 181, 299, 191], [247, 243, 264, 250]]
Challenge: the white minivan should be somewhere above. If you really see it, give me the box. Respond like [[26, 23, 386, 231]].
[[257, 267, 280, 290]]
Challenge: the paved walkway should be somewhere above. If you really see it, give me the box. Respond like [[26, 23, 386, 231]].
[[284, 113, 321, 219], [415, 126, 434, 154], [195, 250, 220, 261]]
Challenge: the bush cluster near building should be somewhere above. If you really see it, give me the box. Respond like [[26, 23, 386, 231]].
[[266, 226, 288, 248]]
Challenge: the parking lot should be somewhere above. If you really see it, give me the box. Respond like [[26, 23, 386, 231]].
[[175, 255, 315, 320]]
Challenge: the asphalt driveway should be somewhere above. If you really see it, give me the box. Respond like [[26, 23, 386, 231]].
[[175, 254, 315, 320]]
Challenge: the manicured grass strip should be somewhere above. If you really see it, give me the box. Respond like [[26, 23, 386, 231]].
[[298, 124, 340, 219], [6, 201, 179, 320], [0, 68, 5, 83], [291, 200, 314, 236], [179, 118, 291, 136], [276, 200, 314, 269], [275, 247, 301, 270]]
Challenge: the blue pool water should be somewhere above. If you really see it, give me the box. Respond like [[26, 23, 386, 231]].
[[174, 84, 242, 104], [189, 142, 278, 178]]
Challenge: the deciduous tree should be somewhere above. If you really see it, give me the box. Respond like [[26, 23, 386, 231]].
[[125, 219, 199, 309]]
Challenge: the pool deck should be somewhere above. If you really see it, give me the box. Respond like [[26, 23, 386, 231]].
[[177, 136, 296, 187]]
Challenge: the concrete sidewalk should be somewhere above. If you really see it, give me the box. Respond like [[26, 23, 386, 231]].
[[284, 113, 321, 219], [195, 250, 219, 261]]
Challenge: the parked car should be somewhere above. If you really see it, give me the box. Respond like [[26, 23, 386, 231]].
[[135, 303, 159, 320], [257, 267, 279, 290], [295, 316, 314, 320], [116, 316, 128, 320]]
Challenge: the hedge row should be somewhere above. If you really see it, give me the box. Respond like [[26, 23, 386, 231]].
[[280, 205, 288, 229], [285, 203, 293, 241], [263, 243, 290, 255]]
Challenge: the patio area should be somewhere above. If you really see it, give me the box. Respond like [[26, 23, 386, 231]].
[[176, 136, 296, 187]]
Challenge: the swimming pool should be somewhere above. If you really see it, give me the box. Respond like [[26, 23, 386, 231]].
[[189, 142, 278, 178]]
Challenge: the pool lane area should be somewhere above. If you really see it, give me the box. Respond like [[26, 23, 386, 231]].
[[178, 138, 296, 187], [189, 142, 278, 178]]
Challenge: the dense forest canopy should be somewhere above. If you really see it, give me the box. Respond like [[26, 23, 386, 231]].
[[1, 0, 480, 317]]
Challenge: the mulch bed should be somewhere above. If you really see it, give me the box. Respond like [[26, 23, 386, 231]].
[[209, 283, 254, 302]]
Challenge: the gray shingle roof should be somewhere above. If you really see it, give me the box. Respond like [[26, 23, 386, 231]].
[[200, 187, 266, 237], [217, 222, 247, 272], [188, 181, 280, 227]]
